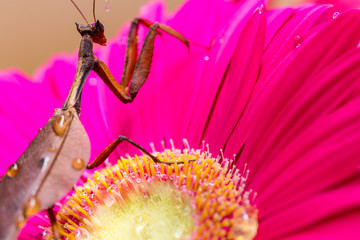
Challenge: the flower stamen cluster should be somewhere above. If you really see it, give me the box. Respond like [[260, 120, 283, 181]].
[[45, 149, 258, 240]]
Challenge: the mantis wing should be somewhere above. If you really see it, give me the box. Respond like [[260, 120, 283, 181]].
[[0, 108, 90, 240]]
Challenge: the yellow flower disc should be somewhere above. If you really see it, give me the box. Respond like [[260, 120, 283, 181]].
[[46, 149, 258, 240]]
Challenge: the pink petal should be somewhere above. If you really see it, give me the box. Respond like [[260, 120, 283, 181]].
[[185, 0, 265, 147], [261, 4, 331, 82], [202, 7, 266, 153], [221, 10, 360, 238], [258, 178, 360, 239], [257, 99, 360, 238], [268, 0, 360, 11], [225, 9, 360, 161], [316, 0, 360, 11], [265, 7, 294, 47]]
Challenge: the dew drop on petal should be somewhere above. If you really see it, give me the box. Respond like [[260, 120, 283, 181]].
[[204, 56, 210, 61], [333, 12, 340, 19], [294, 35, 304, 48], [258, 4, 264, 14], [253, 4, 263, 14], [7, 163, 20, 178]]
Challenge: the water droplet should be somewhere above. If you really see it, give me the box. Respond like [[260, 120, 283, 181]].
[[219, 38, 224, 44], [105, 0, 110, 8], [24, 196, 41, 217], [333, 12, 340, 19], [16, 214, 26, 229], [294, 35, 304, 48], [72, 158, 85, 170], [52, 111, 72, 137], [136, 178, 142, 184], [89, 77, 97, 86], [255, 4, 264, 14], [7, 163, 20, 177], [204, 56, 210, 61], [49, 147, 57, 152]]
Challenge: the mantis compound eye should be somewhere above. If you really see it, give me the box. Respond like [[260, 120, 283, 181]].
[[91, 20, 107, 46]]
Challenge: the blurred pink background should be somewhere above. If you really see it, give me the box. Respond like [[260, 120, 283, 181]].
[[0, 0, 182, 75]]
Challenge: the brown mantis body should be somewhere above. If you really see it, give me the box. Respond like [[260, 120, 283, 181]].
[[0, 2, 189, 239]]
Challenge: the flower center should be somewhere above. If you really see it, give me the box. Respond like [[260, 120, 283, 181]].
[[86, 182, 195, 240], [46, 149, 258, 240]]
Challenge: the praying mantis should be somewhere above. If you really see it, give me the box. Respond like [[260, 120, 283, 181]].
[[0, 0, 189, 239]]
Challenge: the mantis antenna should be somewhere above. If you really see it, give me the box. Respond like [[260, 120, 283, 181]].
[[70, 0, 89, 25], [93, 0, 97, 22]]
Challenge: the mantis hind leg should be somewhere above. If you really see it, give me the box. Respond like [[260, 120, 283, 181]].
[[87, 136, 193, 169]]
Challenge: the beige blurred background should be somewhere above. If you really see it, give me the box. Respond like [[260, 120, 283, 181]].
[[0, 0, 182, 75]]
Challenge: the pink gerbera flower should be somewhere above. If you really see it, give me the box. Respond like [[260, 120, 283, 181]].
[[1, 0, 360, 239]]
